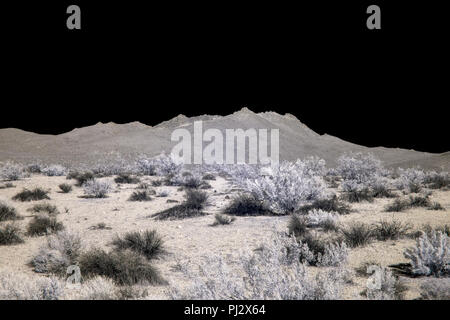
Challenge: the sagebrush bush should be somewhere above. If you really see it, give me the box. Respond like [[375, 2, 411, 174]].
[[341, 223, 373, 248], [373, 220, 411, 241], [112, 230, 165, 260], [408, 195, 431, 208], [0, 224, 24, 245], [168, 232, 348, 299], [223, 194, 273, 216], [32, 231, 83, 274], [298, 195, 350, 215], [151, 179, 163, 187], [364, 266, 405, 300], [128, 191, 152, 202], [395, 168, 425, 193], [421, 224, 450, 237], [41, 164, 67, 176], [341, 180, 374, 203], [153, 153, 183, 177], [304, 209, 339, 232], [26, 162, 43, 174], [27, 215, 64, 236], [114, 173, 140, 184], [83, 179, 112, 198], [0, 161, 27, 181], [288, 214, 309, 237], [419, 278, 450, 300], [0, 202, 22, 221], [28, 203, 59, 215], [385, 198, 410, 212], [152, 189, 209, 220], [12, 188, 50, 201], [424, 171, 450, 190], [211, 213, 236, 226], [79, 248, 164, 285], [58, 183, 73, 193], [71, 171, 95, 186], [404, 231, 449, 277], [184, 189, 208, 209], [202, 173, 216, 181], [136, 182, 150, 189], [0, 272, 64, 300], [135, 156, 157, 176]]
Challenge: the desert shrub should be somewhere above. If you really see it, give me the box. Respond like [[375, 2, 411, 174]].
[[341, 223, 373, 248], [427, 202, 444, 211], [156, 189, 169, 197], [0, 224, 24, 245], [0, 202, 21, 221], [0, 161, 27, 181], [419, 278, 450, 300], [404, 231, 449, 277], [305, 209, 339, 232], [364, 266, 406, 300], [243, 161, 328, 214], [223, 194, 273, 216], [154, 153, 183, 177], [78, 248, 164, 285], [424, 171, 450, 190], [168, 232, 347, 299], [83, 179, 112, 198], [89, 222, 111, 230], [58, 183, 73, 193], [316, 242, 349, 267], [112, 230, 164, 260], [420, 224, 450, 238], [75, 276, 119, 300], [202, 173, 216, 181], [211, 213, 236, 226], [373, 220, 412, 241], [298, 195, 350, 215], [185, 189, 208, 209], [114, 173, 140, 184], [12, 188, 50, 201], [41, 164, 67, 176], [26, 162, 43, 174], [408, 194, 431, 208], [0, 272, 64, 300], [395, 168, 425, 193], [128, 191, 152, 202], [370, 178, 397, 198], [136, 182, 150, 189], [385, 198, 410, 212], [336, 153, 385, 185], [32, 231, 83, 274], [135, 156, 157, 176], [151, 179, 163, 187], [28, 203, 59, 215], [288, 214, 309, 237], [27, 215, 64, 236], [72, 171, 95, 186], [341, 180, 374, 203], [91, 157, 136, 177]]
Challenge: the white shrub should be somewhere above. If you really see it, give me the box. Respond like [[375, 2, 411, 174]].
[[244, 161, 328, 214], [75, 276, 119, 300], [32, 231, 83, 274], [404, 231, 449, 277], [91, 156, 136, 176], [83, 179, 113, 198], [337, 153, 385, 188], [365, 266, 399, 300], [395, 168, 425, 192], [419, 278, 450, 300], [135, 155, 157, 176], [305, 209, 339, 228], [167, 232, 347, 300], [317, 242, 349, 267], [41, 164, 68, 176], [295, 156, 327, 178], [0, 161, 27, 181], [0, 272, 64, 300], [153, 153, 183, 177]]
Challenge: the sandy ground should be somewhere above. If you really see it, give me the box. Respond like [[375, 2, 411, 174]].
[[0, 174, 449, 300]]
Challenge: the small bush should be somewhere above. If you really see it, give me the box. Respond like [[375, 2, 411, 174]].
[[373, 220, 412, 241], [419, 278, 450, 300], [185, 189, 208, 210], [408, 195, 431, 208], [202, 173, 216, 181], [341, 223, 373, 248], [341, 180, 374, 203], [0, 182, 15, 189], [404, 231, 449, 277], [424, 171, 450, 190], [421, 224, 450, 237], [27, 215, 64, 236], [427, 202, 444, 211], [32, 231, 83, 274], [28, 203, 59, 215], [12, 188, 50, 202], [151, 179, 163, 187], [385, 198, 409, 212], [0, 224, 24, 245], [0, 161, 27, 181], [83, 179, 112, 198], [26, 162, 43, 174], [223, 194, 273, 216], [58, 183, 73, 193], [136, 182, 150, 189], [298, 195, 350, 215], [211, 213, 236, 226], [156, 190, 169, 197], [79, 248, 164, 285], [395, 168, 425, 193], [112, 230, 165, 260], [371, 184, 397, 198], [0, 202, 22, 221], [41, 165, 67, 177], [114, 173, 140, 184], [0, 272, 64, 300], [305, 209, 340, 232], [288, 215, 309, 237], [73, 172, 95, 187], [128, 191, 152, 202], [364, 266, 406, 300]]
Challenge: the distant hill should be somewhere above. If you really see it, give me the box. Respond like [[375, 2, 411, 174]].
[[0, 108, 448, 170]]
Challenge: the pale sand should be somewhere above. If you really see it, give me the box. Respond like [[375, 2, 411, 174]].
[[0, 175, 449, 299]]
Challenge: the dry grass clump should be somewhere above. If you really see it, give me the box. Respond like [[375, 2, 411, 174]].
[[58, 183, 73, 193], [372, 220, 412, 241], [0, 202, 22, 221], [152, 189, 208, 220], [114, 173, 140, 184], [298, 196, 350, 215], [128, 191, 152, 202], [12, 188, 50, 202], [0, 224, 24, 245], [82, 179, 112, 198], [341, 223, 373, 248], [112, 230, 165, 260], [211, 213, 236, 226], [385, 194, 443, 212], [223, 194, 273, 216], [27, 203, 59, 215], [27, 215, 64, 236]]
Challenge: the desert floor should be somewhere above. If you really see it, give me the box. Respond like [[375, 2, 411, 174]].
[[0, 174, 449, 299]]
